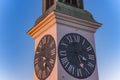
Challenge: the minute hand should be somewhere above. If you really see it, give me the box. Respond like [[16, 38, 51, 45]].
[[79, 55, 87, 61]]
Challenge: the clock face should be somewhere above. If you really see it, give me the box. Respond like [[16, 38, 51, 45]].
[[58, 33, 96, 79], [34, 35, 56, 80]]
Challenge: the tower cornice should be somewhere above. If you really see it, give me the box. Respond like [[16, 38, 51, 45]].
[[27, 11, 101, 38]]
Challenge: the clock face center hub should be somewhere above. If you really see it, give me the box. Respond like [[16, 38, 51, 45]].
[[74, 51, 78, 54]]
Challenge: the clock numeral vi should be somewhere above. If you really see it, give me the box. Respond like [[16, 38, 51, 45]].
[[77, 68, 82, 77], [42, 70, 46, 79], [38, 70, 42, 79]]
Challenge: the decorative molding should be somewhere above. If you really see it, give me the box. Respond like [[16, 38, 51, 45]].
[[55, 12, 101, 32], [27, 12, 56, 39], [27, 11, 101, 38]]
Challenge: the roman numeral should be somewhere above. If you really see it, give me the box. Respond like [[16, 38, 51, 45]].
[[61, 42, 68, 48], [51, 48, 56, 55], [47, 67, 50, 74], [39, 42, 42, 48], [66, 35, 73, 43], [77, 68, 82, 77], [84, 68, 90, 75], [42, 70, 46, 79], [88, 54, 95, 60], [88, 62, 94, 68], [50, 41, 54, 48], [59, 50, 67, 56], [38, 70, 42, 79], [34, 58, 39, 65], [42, 37, 47, 45], [49, 59, 54, 66], [82, 39, 85, 45], [68, 65, 75, 75], [86, 46, 92, 52], [35, 64, 39, 72], [65, 62, 70, 68], [66, 35, 80, 43], [61, 57, 69, 65], [73, 35, 80, 43]]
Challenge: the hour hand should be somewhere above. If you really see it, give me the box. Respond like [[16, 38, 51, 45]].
[[42, 57, 46, 61], [42, 57, 47, 67], [78, 55, 82, 63]]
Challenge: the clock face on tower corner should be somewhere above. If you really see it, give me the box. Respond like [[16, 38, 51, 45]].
[[58, 33, 96, 79], [34, 35, 56, 80]]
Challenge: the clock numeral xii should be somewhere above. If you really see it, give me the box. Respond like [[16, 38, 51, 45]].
[[66, 35, 80, 43]]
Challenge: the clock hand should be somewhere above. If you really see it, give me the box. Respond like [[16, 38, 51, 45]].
[[78, 55, 84, 68], [78, 55, 82, 63], [79, 55, 87, 61], [42, 57, 46, 61], [79, 50, 87, 61], [42, 57, 47, 68], [43, 62, 46, 67], [83, 57, 87, 61], [80, 63, 84, 68]]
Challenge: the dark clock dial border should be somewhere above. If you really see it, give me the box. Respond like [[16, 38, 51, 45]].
[[58, 33, 96, 79]]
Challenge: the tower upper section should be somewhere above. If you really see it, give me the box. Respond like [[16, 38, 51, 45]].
[[34, 0, 99, 25], [42, 0, 83, 13]]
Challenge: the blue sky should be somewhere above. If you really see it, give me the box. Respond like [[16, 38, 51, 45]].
[[0, 0, 120, 80]]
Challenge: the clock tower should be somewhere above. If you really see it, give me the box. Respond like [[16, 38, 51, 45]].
[[27, 0, 101, 80]]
